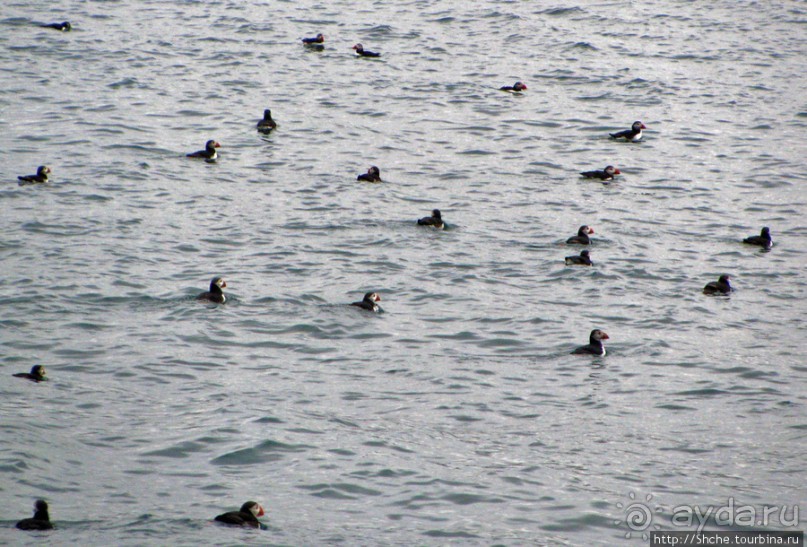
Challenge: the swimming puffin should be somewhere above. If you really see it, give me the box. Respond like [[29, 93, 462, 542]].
[[352, 44, 380, 57], [610, 121, 646, 142], [186, 140, 220, 161], [571, 329, 609, 355], [417, 209, 444, 229], [41, 21, 71, 31], [742, 227, 772, 249], [500, 81, 527, 92], [257, 109, 277, 133], [703, 274, 732, 295], [214, 501, 265, 529], [580, 165, 621, 181], [18, 166, 51, 184], [13, 365, 47, 382], [565, 250, 592, 266], [351, 292, 381, 312], [357, 166, 381, 182], [16, 500, 53, 531], [197, 277, 227, 303], [566, 225, 594, 245], [302, 33, 325, 45]]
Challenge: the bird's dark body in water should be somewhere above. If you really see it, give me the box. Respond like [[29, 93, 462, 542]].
[[16, 500, 53, 530]]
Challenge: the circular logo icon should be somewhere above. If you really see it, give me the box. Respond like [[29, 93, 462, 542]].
[[615, 492, 661, 540]]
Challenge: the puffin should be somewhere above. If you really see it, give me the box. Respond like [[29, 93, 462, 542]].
[[214, 501, 266, 529], [352, 44, 380, 57], [610, 121, 646, 142], [186, 140, 220, 161], [18, 166, 51, 184], [13, 365, 47, 382], [351, 292, 381, 312], [571, 329, 609, 356], [16, 500, 53, 531], [417, 209, 444, 229], [580, 165, 621, 181], [257, 109, 277, 133], [742, 227, 772, 249], [566, 225, 595, 245], [500, 81, 527, 92], [703, 274, 732, 295], [565, 250, 592, 266], [41, 21, 71, 31], [357, 166, 381, 182], [302, 33, 325, 45], [197, 277, 227, 303]]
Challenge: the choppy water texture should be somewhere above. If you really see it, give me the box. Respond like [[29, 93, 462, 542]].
[[1, 0, 806, 545]]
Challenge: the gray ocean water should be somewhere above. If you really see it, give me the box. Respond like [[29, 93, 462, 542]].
[[1, 0, 806, 545]]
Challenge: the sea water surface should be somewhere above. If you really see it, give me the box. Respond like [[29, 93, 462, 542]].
[[1, 0, 806, 545]]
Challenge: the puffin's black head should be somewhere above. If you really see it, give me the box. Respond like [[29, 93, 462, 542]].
[[604, 166, 621, 176], [513, 82, 527, 91], [34, 500, 49, 512], [205, 139, 221, 150], [37, 166, 51, 177], [432, 209, 442, 219], [263, 109, 272, 120], [210, 277, 227, 292], [761, 227, 770, 237], [579, 225, 594, 235], [241, 501, 264, 517], [315, 33, 324, 42], [31, 365, 46, 380], [632, 121, 646, 130], [363, 292, 381, 303], [352, 43, 364, 52], [590, 329, 609, 343], [718, 274, 731, 285], [368, 166, 380, 177], [580, 250, 590, 257]]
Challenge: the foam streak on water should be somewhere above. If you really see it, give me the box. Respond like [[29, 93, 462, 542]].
[[1, 0, 806, 545]]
